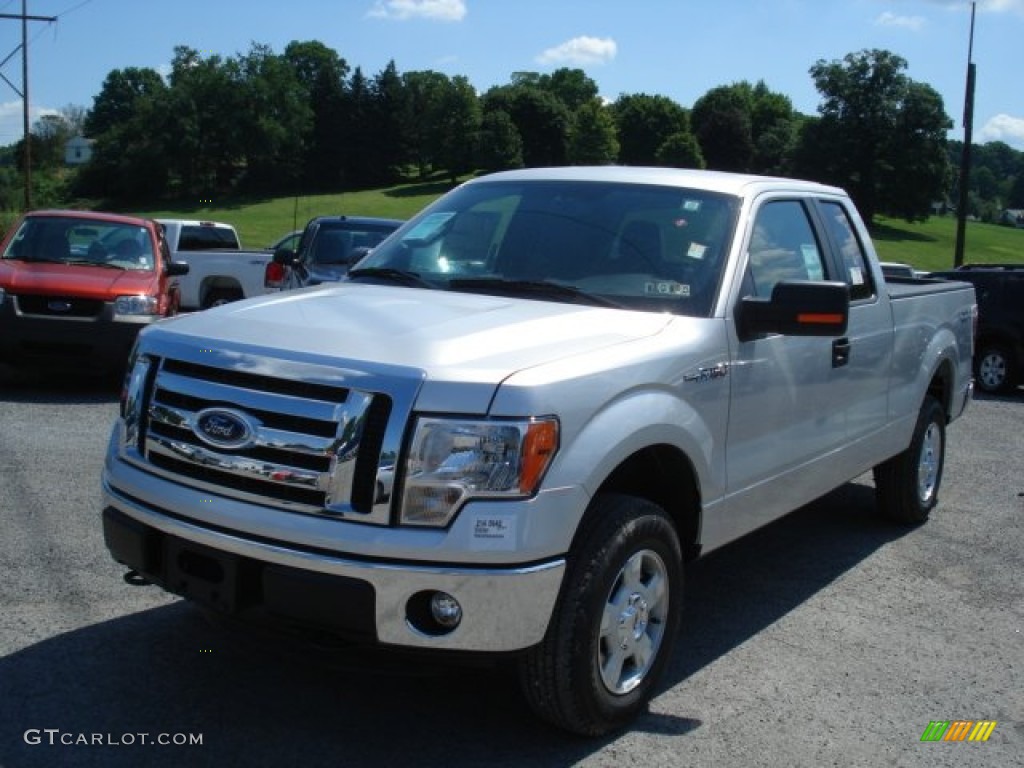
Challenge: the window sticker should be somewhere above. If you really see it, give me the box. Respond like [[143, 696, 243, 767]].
[[800, 244, 824, 280], [682, 200, 702, 212], [403, 212, 455, 244], [471, 515, 517, 551], [687, 242, 708, 260], [849, 266, 865, 285], [645, 281, 690, 297]]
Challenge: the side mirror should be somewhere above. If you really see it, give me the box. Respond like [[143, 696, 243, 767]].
[[165, 260, 190, 277], [738, 280, 849, 340], [273, 247, 298, 267]]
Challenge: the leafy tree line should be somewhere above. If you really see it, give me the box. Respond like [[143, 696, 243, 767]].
[[5, 43, 1024, 224]]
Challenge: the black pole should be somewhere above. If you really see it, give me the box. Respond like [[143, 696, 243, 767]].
[[954, 2, 977, 268], [21, 0, 29, 209]]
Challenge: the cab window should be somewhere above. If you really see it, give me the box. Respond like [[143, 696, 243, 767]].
[[819, 201, 875, 301], [746, 200, 828, 297]]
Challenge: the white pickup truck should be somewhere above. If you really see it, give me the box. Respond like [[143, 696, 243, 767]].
[[157, 219, 274, 310], [104, 168, 975, 735]]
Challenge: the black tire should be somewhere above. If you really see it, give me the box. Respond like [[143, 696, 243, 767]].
[[518, 493, 683, 736], [203, 288, 242, 309], [974, 343, 1015, 394], [873, 395, 945, 524]]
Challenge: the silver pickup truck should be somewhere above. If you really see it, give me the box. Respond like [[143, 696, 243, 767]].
[[102, 167, 975, 735]]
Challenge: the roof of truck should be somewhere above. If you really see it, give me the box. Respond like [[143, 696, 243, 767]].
[[470, 166, 847, 198]]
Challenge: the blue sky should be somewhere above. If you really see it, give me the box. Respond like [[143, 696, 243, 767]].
[[1, 0, 1022, 152]]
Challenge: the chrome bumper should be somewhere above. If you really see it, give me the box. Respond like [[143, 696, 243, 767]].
[[101, 473, 564, 652]]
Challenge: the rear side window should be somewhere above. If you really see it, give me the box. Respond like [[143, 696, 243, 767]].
[[819, 201, 875, 301]]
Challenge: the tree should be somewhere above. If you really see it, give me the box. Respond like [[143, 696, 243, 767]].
[[477, 109, 523, 171], [611, 93, 689, 166], [567, 100, 619, 165], [77, 66, 171, 201], [83, 67, 166, 137], [691, 81, 799, 174], [805, 49, 952, 223], [434, 75, 481, 183], [402, 70, 452, 177], [655, 132, 704, 169], [163, 46, 242, 197], [538, 68, 600, 113], [368, 60, 410, 183], [483, 84, 571, 167], [691, 86, 754, 172], [284, 40, 350, 190], [232, 44, 312, 194]]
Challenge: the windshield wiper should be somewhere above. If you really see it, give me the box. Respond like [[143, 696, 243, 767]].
[[447, 277, 623, 308], [346, 267, 433, 288], [65, 259, 126, 270]]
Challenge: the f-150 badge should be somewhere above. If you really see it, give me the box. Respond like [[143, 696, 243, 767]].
[[684, 363, 729, 383]]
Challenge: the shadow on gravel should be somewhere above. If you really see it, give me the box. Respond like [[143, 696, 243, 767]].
[[0, 481, 911, 768], [0, 368, 120, 405]]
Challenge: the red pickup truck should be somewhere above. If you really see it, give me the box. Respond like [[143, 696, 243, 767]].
[[0, 210, 189, 374]]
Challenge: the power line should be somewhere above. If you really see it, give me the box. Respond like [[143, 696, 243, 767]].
[[0, 1, 56, 209]]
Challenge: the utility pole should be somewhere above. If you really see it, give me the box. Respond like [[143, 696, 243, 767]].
[[954, 1, 977, 268], [0, 1, 57, 209]]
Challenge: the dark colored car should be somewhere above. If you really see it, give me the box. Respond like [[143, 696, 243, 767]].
[[266, 216, 404, 291], [0, 210, 188, 374], [929, 264, 1024, 393]]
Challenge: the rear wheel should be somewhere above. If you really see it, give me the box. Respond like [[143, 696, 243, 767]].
[[974, 344, 1015, 394], [518, 493, 682, 736], [203, 288, 243, 309], [873, 395, 945, 524]]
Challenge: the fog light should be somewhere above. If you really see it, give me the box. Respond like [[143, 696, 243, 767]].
[[430, 592, 462, 629]]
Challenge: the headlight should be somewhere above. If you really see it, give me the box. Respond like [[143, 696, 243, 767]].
[[114, 295, 159, 316], [0, 286, 5, 306], [400, 417, 558, 527]]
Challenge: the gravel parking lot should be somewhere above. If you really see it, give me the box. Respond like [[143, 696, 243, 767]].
[[0, 373, 1021, 768]]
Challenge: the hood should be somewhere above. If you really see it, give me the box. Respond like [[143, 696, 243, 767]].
[[153, 283, 673, 386], [0, 260, 158, 299]]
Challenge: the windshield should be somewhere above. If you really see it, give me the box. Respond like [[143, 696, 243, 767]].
[[2, 216, 156, 271], [305, 222, 402, 265], [357, 180, 738, 317]]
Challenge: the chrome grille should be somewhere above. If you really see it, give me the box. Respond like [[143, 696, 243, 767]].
[[133, 356, 393, 522]]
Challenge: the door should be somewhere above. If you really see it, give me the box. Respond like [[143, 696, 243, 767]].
[[722, 198, 847, 536]]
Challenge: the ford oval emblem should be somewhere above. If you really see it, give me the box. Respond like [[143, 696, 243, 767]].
[[47, 300, 72, 313], [193, 408, 256, 450]]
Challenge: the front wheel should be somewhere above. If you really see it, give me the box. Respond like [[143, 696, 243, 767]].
[[518, 494, 683, 736], [873, 395, 945, 524]]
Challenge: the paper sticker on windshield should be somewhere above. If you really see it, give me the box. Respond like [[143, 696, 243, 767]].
[[471, 515, 517, 551], [645, 281, 690, 297], [403, 212, 454, 244], [687, 242, 708, 260]]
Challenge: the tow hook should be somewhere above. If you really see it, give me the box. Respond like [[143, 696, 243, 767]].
[[123, 569, 150, 586]]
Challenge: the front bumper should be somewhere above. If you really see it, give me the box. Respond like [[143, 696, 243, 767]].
[[101, 475, 565, 653], [0, 297, 155, 371]]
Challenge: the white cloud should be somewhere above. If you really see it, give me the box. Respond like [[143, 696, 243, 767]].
[[977, 113, 1024, 149], [535, 36, 617, 67], [0, 100, 61, 148], [366, 0, 466, 21], [875, 11, 927, 30]]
